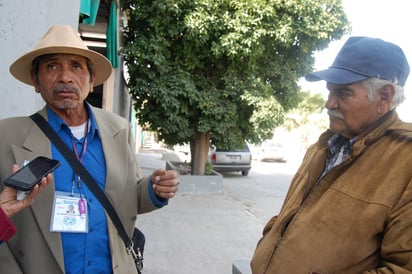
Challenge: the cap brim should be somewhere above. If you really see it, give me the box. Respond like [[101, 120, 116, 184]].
[[305, 67, 368, 85], [10, 46, 112, 87]]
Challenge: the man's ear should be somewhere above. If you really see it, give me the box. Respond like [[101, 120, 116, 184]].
[[31, 72, 41, 93], [379, 84, 394, 103], [89, 75, 95, 93]]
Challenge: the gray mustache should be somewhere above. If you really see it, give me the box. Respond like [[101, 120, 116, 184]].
[[327, 110, 344, 120], [53, 84, 79, 93]]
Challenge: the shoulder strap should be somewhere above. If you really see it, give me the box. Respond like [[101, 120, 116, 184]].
[[30, 113, 137, 255]]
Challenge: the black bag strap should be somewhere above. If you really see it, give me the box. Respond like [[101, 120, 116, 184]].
[[30, 113, 137, 257]]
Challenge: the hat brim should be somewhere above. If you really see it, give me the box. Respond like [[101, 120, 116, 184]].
[[10, 46, 112, 87], [305, 67, 368, 85]]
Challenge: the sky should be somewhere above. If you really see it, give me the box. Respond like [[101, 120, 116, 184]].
[[301, 0, 412, 122]]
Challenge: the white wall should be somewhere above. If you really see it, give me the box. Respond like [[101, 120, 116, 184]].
[[0, 0, 80, 119]]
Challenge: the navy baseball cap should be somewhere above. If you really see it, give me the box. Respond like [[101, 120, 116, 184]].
[[305, 36, 410, 87]]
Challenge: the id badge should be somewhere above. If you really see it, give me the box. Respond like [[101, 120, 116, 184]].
[[50, 191, 88, 233]]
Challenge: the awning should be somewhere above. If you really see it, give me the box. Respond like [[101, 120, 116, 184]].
[[80, 0, 100, 26], [106, 0, 118, 68]]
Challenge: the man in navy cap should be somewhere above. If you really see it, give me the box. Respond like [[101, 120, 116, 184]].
[[251, 37, 412, 273]]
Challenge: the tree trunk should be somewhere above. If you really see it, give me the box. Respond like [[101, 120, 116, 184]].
[[190, 132, 211, 175]]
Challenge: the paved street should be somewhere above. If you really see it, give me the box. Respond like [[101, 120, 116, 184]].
[[137, 159, 300, 274]]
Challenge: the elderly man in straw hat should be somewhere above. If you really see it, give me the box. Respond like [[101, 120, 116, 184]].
[[0, 24, 179, 274], [251, 37, 412, 273]]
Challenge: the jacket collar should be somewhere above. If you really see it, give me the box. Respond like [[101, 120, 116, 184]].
[[317, 111, 404, 154]]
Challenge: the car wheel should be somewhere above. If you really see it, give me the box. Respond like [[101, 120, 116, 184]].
[[241, 171, 249, 176]]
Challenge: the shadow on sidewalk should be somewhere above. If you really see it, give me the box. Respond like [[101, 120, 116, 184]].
[[137, 191, 261, 274]]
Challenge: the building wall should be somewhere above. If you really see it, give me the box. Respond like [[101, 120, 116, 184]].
[[0, 1, 143, 152], [0, 0, 80, 119]]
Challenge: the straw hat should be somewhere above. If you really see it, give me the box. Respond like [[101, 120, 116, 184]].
[[10, 24, 112, 87]]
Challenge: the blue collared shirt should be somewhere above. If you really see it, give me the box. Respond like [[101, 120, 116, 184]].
[[47, 104, 166, 274], [48, 106, 111, 274]]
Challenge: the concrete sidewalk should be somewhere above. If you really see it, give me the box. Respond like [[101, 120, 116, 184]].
[[136, 190, 261, 274], [136, 149, 263, 273]]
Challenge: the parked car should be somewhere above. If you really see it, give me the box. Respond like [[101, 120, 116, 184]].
[[208, 143, 252, 176], [253, 140, 287, 162]]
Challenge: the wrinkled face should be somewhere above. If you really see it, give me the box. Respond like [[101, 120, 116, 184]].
[[31, 54, 95, 114], [325, 81, 392, 139]]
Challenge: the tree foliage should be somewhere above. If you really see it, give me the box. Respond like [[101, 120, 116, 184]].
[[283, 91, 326, 130], [121, 0, 349, 173]]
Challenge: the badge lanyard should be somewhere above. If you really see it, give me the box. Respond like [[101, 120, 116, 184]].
[[71, 120, 89, 217]]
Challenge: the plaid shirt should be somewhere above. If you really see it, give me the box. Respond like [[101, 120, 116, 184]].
[[321, 133, 357, 178]]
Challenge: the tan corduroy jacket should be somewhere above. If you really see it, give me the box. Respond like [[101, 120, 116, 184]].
[[251, 111, 412, 274], [0, 106, 159, 274]]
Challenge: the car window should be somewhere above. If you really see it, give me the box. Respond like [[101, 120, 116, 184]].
[[215, 143, 250, 152]]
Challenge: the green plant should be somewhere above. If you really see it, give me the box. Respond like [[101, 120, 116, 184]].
[[204, 161, 214, 175]]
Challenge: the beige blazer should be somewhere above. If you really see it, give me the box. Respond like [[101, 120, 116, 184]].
[[0, 106, 158, 274]]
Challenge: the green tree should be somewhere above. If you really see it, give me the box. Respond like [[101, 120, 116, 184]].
[[121, 0, 349, 174], [282, 91, 328, 151], [283, 91, 326, 130]]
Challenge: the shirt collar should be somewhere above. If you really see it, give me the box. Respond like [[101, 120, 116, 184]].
[[46, 103, 98, 139], [326, 133, 357, 168], [328, 133, 347, 149], [327, 133, 357, 154]]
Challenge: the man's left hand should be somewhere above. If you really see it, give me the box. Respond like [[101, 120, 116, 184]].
[[151, 169, 179, 199]]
